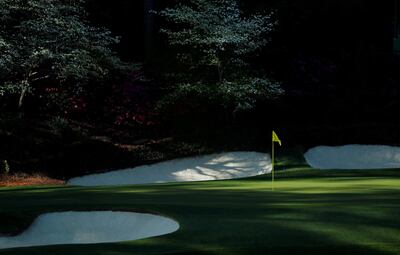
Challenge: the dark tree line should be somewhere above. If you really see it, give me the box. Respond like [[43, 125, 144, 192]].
[[2, 0, 400, 127]]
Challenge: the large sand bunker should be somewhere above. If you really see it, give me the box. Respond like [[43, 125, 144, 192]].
[[68, 152, 271, 186], [0, 211, 179, 250], [304, 145, 400, 169]]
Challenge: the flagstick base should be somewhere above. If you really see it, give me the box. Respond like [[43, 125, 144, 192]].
[[272, 138, 274, 191]]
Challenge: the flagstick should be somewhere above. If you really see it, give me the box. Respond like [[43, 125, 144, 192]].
[[272, 133, 275, 191]]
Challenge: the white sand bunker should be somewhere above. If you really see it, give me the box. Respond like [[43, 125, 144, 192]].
[[68, 152, 271, 186], [0, 211, 179, 250], [304, 145, 400, 169]]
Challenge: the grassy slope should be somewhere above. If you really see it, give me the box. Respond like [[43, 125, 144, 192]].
[[0, 150, 400, 255]]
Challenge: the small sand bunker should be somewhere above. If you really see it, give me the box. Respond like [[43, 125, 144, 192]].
[[68, 152, 271, 186], [0, 211, 179, 250], [304, 145, 400, 169]]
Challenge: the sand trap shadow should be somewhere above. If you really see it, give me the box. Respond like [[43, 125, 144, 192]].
[[0, 211, 179, 250], [68, 152, 271, 186], [304, 145, 400, 169]]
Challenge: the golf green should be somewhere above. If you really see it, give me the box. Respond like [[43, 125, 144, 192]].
[[1, 152, 400, 255]]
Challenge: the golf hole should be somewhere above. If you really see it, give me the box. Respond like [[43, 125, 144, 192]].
[[304, 145, 400, 169], [68, 152, 272, 186], [0, 211, 179, 250]]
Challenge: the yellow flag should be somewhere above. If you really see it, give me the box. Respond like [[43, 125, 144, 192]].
[[272, 131, 282, 146]]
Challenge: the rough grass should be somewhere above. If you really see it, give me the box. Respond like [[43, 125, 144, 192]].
[[0, 148, 399, 255], [0, 173, 64, 187]]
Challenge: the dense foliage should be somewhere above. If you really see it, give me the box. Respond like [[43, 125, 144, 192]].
[[158, 0, 283, 113], [0, 0, 399, 178], [0, 0, 130, 113]]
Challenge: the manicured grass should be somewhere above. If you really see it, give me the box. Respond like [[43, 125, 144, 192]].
[[1, 150, 400, 255]]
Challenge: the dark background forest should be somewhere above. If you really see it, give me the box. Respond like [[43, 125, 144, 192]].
[[88, 0, 400, 124], [1, 0, 400, 182], [86, 0, 400, 142]]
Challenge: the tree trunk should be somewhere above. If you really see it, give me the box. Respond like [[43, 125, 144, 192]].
[[394, 0, 400, 54], [18, 81, 29, 110], [217, 62, 223, 82], [144, 0, 157, 63]]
